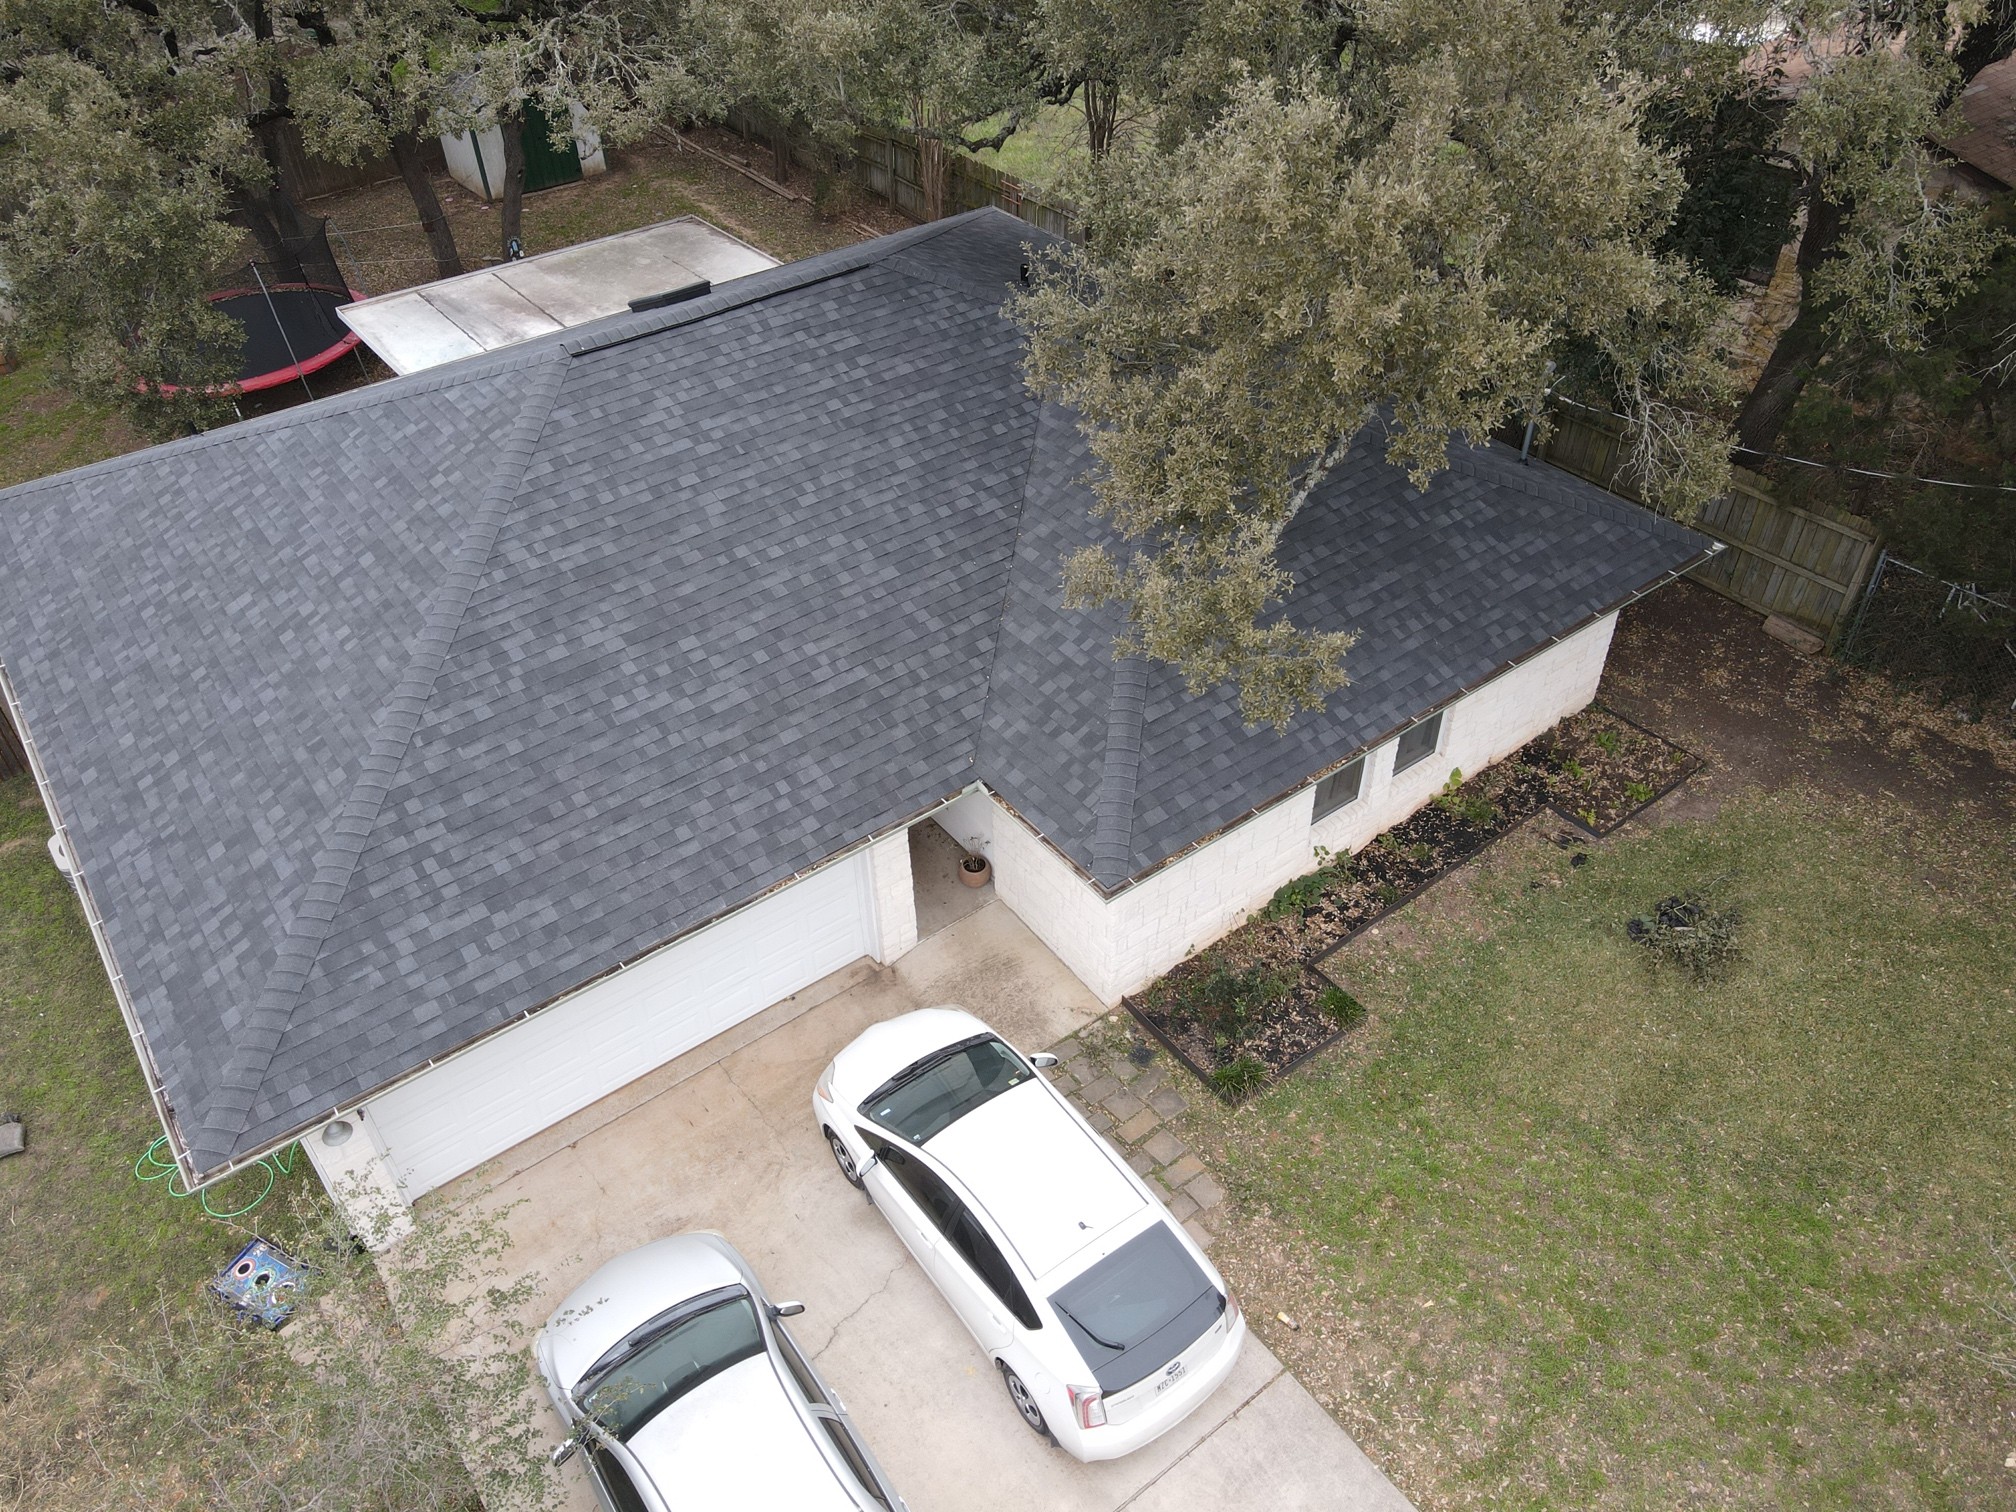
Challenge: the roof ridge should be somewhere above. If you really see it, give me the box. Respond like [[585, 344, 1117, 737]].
[[1089, 657, 1150, 887], [188, 354, 572, 1168]]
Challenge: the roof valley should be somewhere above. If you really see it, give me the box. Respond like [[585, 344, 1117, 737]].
[[187, 356, 573, 1167]]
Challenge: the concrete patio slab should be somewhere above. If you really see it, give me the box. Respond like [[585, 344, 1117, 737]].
[[434, 901, 1413, 1512]]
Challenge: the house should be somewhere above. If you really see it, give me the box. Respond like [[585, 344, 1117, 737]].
[[0, 211, 1710, 1235]]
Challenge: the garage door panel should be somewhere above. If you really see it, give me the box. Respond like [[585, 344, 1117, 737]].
[[367, 854, 871, 1197]]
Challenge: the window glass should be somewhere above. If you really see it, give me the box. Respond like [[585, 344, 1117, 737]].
[[588, 1445, 653, 1512], [1312, 755, 1366, 820], [773, 1324, 827, 1406], [579, 1294, 765, 1442], [820, 1419, 894, 1511], [862, 1035, 1034, 1144], [948, 1210, 1042, 1330], [1393, 711, 1444, 773], [1049, 1224, 1218, 1391]]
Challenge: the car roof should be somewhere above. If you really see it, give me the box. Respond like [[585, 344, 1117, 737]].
[[543, 1233, 747, 1390], [926, 1079, 1145, 1280], [626, 1353, 862, 1510]]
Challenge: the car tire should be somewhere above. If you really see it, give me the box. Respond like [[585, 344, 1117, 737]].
[[999, 1362, 1052, 1442], [825, 1127, 864, 1190]]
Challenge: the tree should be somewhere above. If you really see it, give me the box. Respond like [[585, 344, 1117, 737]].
[[1731, 4, 2008, 454], [0, 51, 241, 435], [95, 1188, 561, 1512], [1013, 0, 1734, 728], [290, 0, 482, 280]]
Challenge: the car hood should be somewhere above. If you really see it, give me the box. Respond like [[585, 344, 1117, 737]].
[[628, 1353, 859, 1510], [542, 1233, 745, 1392]]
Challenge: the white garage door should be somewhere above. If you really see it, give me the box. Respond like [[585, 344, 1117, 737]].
[[365, 853, 874, 1199]]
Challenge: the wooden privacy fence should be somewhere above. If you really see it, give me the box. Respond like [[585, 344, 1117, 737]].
[[721, 110, 1079, 241], [1531, 407, 1881, 643], [1, 702, 27, 782]]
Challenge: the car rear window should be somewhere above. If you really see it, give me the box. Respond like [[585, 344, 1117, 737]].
[[1048, 1224, 1221, 1393], [579, 1293, 765, 1442], [863, 1034, 1033, 1145]]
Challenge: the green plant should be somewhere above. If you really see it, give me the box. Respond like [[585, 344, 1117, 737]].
[[1209, 1054, 1269, 1100], [1625, 780, 1656, 805], [1318, 986, 1368, 1028], [1176, 959, 1294, 1045], [1261, 870, 1329, 920], [1434, 768, 1499, 827], [1562, 757, 1589, 783], [1627, 881, 1742, 980], [1577, 807, 1599, 829], [1592, 728, 1621, 754], [1408, 841, 1433, 864], [1374, 881, 1402, 906]]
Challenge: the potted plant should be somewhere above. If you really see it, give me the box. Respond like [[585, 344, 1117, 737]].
[[958, 852, 991, 888]]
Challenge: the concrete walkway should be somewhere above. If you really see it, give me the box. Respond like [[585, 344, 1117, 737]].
[[439, 902, 1414, 1512]]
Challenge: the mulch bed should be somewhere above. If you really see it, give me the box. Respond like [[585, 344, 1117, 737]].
[[1126, 705, 1700, 1101]]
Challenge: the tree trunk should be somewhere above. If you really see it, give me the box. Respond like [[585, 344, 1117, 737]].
[[1082, 78, 1119, 159], [498, 111, 527, 261], [391, 132, 462, 279], [771, 125, 791, 183], [1735, 190, 1845, 456]]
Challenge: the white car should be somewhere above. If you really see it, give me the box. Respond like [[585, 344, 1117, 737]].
[[535, 1232, 908, 1512], [813, 1007, 1247, 1461]]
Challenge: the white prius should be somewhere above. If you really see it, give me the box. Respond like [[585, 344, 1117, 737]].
[[813, 1007, 1247, 1461]]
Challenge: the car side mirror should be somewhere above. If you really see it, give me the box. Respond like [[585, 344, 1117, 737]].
[[856, 1151, 881, 1180], [549, 1439, 578, 1467], [1029, 1052, 1060, 1070], [769, 1300, 806, 1319]]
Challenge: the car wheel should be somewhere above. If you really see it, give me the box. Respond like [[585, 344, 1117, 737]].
[[999, 1362, 1051, 1441], [825, 1127, 863, 1189]]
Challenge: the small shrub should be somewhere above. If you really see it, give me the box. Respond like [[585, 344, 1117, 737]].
[[1434, 768, 1499, 827], [1209, 1055, 1269, 1100], [1318, 987, 1368, 1028], [1576, 806, 1599, 829], [1407, 841, 1433, 864], [1592, 728, 1621, 754], [1374, 881, 1401, 906], [1176, 960, 1294, 1044], [1261, 870, 1328, 920], [1562, 757, 1588, 783], [1625, 779, 1656, 805], [1627, 883, 1741, 980]]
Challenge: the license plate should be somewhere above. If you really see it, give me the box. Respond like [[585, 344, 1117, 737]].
[[1155, 1361, 1187, 1394]]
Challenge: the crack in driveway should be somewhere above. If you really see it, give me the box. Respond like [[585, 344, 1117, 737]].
[[1110, 1364, 1286, 1511], [810, 1253, 911, 1358]]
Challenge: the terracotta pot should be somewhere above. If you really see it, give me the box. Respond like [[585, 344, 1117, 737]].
[[958, 853, 991, 888]]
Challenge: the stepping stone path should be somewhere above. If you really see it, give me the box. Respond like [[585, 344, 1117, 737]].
[[1043, 1016, 1225, 1252]]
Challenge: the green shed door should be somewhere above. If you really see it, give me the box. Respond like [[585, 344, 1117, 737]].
[[521, 103, 584, 193]]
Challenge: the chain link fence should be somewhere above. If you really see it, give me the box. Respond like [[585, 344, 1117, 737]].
[[1836, 553, 2016, 722]]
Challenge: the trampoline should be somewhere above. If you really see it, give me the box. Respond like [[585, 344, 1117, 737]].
[[203, 279, 363, 393], [157, 219, 364, 397]]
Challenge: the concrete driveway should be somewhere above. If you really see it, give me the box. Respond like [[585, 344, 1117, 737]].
[[440, 902, 1413, 1512]]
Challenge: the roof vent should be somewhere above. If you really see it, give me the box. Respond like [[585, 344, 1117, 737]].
[[47, 832, 76, 879], [627, 279, 712, 312]]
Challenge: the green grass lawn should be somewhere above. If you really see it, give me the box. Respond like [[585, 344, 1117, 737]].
[[0, 774, 311, 1502], [0, 351, 143, 493], [959, 101, 1099, 190], [1191, 788, 2016, 1509]]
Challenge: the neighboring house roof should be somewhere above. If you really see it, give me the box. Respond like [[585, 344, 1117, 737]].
[[1945, 55, 2016, 189], [0, 210, 1708, 1180]]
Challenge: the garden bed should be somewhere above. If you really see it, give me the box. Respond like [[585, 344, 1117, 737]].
[[1125, 705, 1699, 1100]]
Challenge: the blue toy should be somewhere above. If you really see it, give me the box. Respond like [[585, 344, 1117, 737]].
[[210, 1237, 307, 1329]]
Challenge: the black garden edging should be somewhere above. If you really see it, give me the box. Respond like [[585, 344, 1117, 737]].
[[1124, 705, 1702, 1104]]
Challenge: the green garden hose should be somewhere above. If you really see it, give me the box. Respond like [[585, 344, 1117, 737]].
[[135, 1135, 298, 1221]]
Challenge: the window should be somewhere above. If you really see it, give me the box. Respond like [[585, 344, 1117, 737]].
[[860, 1034, 1035, 1144], [1393, 711, 1444, 773], [587, 1445, 653, 1512], [819, 1418, 894, 1510], [773, 1324, 827, 1406], [1311, 755, 1366, 820], [577, 1292, 765, 1442], [861, 1131, 1041, 1330], [1049, 1224, 1220, 1392]]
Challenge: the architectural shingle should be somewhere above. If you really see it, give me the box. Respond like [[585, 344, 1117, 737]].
[[0, 209, 1708, 1177]]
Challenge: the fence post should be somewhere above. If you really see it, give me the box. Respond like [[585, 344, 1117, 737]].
[[1837, 548, 1887, 661]]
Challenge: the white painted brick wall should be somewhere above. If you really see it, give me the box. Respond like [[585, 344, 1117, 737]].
[[989, 613, 1619, 1004], [865, 829, 918, 963], [933, 788, 996, 858], [303, 1114, 413, 1250]]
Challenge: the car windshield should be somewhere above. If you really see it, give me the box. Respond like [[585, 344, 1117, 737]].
[[862, 1034, 1034, 1145], [578, 1293, 765, 1442], [1049, 1224, 1220, 1392]]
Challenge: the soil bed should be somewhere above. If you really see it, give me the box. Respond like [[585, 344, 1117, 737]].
[[1127, 705, 1699, 1100]]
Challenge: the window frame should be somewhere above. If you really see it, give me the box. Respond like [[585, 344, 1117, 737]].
[[1311, 754, 1367, 820], [1392, 711, 1445, 774]]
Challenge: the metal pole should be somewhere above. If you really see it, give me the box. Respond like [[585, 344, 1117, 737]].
[[1839, 547, 1887, 661], [250, 262, 315, 404]]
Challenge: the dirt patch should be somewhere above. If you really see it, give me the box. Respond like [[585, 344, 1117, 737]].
[[1602, 581, 2016, 828]]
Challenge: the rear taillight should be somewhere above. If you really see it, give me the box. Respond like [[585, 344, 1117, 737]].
[[1222, 1287, 1241, 1328], [1067, 1384, 1106, 1429]]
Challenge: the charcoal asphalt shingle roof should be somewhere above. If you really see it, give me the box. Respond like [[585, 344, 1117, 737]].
[[0, 210, 1709, 1179]]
